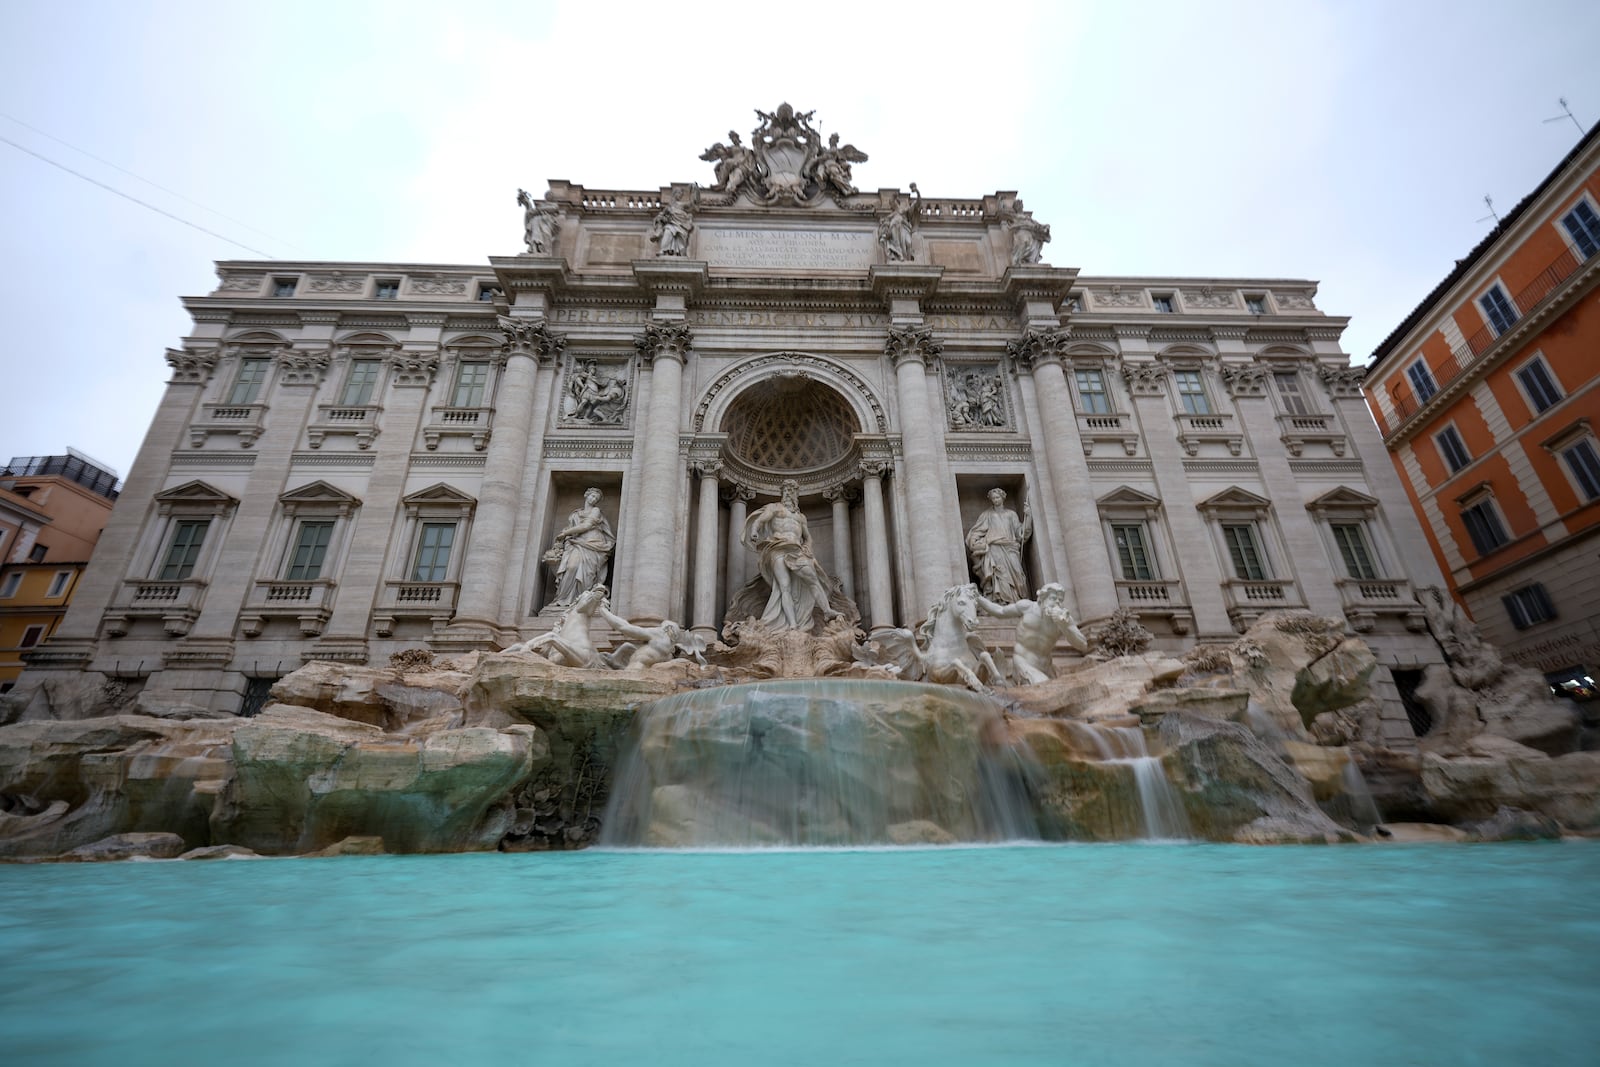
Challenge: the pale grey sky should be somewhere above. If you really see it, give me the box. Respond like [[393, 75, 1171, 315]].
[[2, 0, 1596, 478]]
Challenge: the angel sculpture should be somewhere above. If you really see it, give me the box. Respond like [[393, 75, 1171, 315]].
[[698, 131, 762, 199], [808, 133, 868, 197]]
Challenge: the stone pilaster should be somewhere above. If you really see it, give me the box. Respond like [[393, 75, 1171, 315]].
[[886, 324, 957, 613]]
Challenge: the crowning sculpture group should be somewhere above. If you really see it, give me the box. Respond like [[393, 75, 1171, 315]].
[[506, 103, 1077, 690]]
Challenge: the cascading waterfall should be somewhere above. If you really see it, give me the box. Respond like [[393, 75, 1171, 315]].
[[599, 680, 1040, 847], [1073, 724, 1192, 841]]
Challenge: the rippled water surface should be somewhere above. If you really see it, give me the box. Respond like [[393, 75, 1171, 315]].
[[3, 843, 1598, 1065]]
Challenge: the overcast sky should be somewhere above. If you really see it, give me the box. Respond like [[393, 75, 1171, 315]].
[[3, 0, 1597, 479]]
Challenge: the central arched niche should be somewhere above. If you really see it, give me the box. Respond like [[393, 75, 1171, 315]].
[[719, 375, 861, 489]]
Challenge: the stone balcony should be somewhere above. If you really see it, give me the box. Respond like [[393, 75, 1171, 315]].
[[1276, 413, 1347, 457], [1222, 578, 1303, 631], [1114, 578, 1193, 634], [1335, 577, 1427, 633], [422, 406, 494, 451], [240, 579, 337, 637], [373, 581, 460, 636], [189, 403, 267, 448], [307, 404, 381, 449], [103, 579, 209, 637], [1076, 412, 1140, 456], [1173, 412, 1243, 456]]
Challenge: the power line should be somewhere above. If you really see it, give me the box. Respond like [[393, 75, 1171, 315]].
[[0, 111, 295, 248], [0, 132, 277, 258]]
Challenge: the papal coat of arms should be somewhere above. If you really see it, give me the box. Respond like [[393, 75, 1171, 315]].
[[700, 103, 868, 206]]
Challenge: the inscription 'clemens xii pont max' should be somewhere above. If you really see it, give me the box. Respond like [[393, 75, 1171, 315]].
[[698, 227, 877, 271]]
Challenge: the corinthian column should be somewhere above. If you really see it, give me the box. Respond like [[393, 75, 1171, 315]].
[[690, 458, 721, 640], [858, 461, 896, 633], [450, 318, 564, 640], [630, 322, 692, 623], [1008, 327, 1118, 622], [886, 324, 956, 614], [824, 483, 857, 600], [724, 482, 754, 597]]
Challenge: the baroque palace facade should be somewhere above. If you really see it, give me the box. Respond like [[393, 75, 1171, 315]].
[[14, 105, 1445, 733]]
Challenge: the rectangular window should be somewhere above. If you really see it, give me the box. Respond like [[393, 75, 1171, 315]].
[[1112, 524, 1155, 580], [1273, 371, 1310, 416], [1152, 294, 1175, 313], [1561, 438, 1600, 501], [477, 285, 502, 303], [1074, 368, 1111, 414], [1245, 296, 1268, 315], [0, 573, 20, 598], [1174, 370, 1211, 414], [1479, 284, 1519, 335], [411, 523, 456, 582], [158, 520, 210, 580], [375, 279, 400, 300], [1406, 360, 1438, 403], [1330, 524, 1379, 580], [1503, 584, 1556, 630], [1461, 500, 1510, 556], [1562, 201, 1600, 259], [340, 360, 382, 406], [19, 624, 44, 649], [285, 521, 334, 581], [45, 570, 72, 598], [1222, 523, 1268, 580], [28, 544, 46, 562], [228, 358, 270, 404], [1516, 359, 1562, 413], [1065, 295, 1083, 313], [1435, 426, 1472, 473], [452, 362, 490, 408], [272, 277, 298, 298]]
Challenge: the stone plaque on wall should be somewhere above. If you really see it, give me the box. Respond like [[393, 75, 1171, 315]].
[[697, 227, 877, 271]]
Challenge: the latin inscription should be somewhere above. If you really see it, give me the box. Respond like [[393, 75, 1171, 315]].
[[548, 307, 1015, 331], [698, 228, 877, 271]]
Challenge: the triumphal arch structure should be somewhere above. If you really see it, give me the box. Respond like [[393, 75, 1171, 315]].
[[15, 103, 1445, 719]]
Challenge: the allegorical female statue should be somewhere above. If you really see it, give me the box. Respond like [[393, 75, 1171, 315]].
[[965, 488, 1033, 604], [544, 488, 615, 608]]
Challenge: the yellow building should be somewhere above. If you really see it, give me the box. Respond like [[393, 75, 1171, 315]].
[[0, 453, 119, 691]]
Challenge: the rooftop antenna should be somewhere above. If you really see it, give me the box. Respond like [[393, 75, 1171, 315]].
[[1476, 194, 1500, 226], [1543, 97, 1584, 136]]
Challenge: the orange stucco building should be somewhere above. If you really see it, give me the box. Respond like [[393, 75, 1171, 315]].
[[1365, 125, 1600, 696], [0, 453, 119, 690]]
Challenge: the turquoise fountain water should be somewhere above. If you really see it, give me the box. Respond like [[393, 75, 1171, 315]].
[[3, 844, 1597, 1066]]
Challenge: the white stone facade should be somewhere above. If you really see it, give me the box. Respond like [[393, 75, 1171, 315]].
[[15, 111, 1446, 729]]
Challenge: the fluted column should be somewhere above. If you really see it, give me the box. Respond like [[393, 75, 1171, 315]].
[[824, 484, 857, 601], [451, 318, 563, 638], [886, 325, 956, 613], [859, 461, 896, 632], [630, 322, 692, 622], [691, 459, 721, 639], [1009, 328, 1119, 622], [723, 483, 754, 596]]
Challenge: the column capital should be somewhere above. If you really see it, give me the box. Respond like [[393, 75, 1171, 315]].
[[858, 459, 892, 479], [634, 322, 694, 365], [691, 457, 723, 479], [274, 347, 331, 387], [721, 482, 756, 503], [885, 324, 944, 368], [823, 483, 860, 504], [1005, 327, 1070, 371], [1318, 363, 1368, 398], [165, 347, 218, 384], [498, 317, 566, 362], [1218, 361, 1270, 399], [387, 351, 441, 388], [1120, 361, 1168, 396]]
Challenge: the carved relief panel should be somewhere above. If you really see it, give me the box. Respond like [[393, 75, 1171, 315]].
[[943, 364, 1012, 431], [559, 355, 634, 428]]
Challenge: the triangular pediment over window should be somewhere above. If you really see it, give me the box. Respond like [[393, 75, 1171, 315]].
[[402, 483, 477, 507], [1197, 486, 1272, 512], [279, 480, 362, 507], [1306, 486, 1379, 511], [154, 480, 238, 508], [1097, 485, 1162, 509]]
